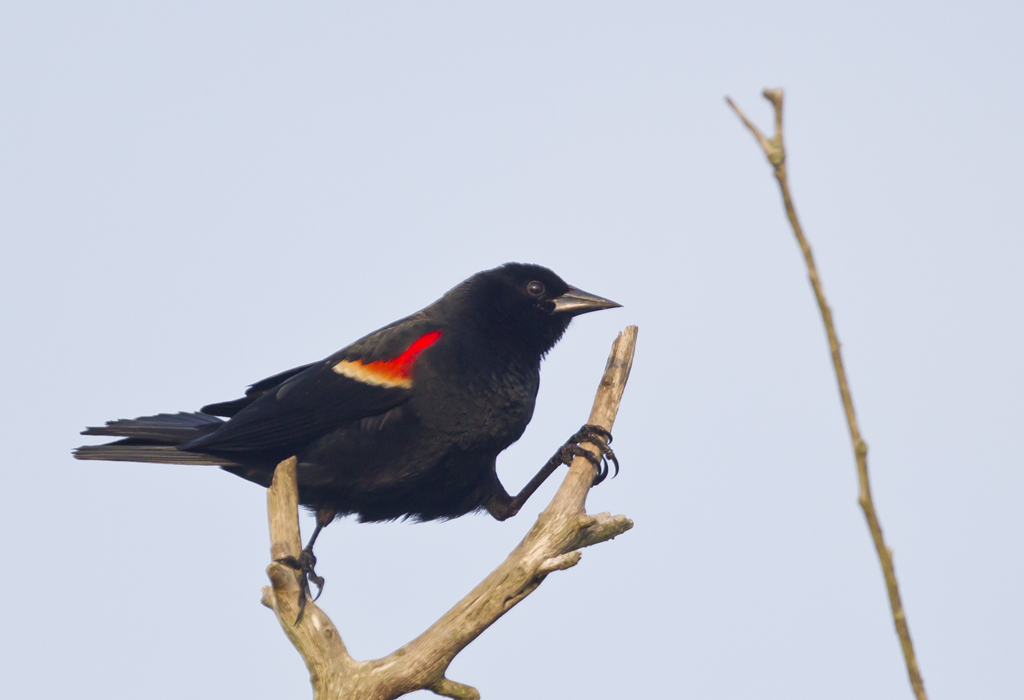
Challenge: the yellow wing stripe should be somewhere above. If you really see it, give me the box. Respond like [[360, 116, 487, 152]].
[[332, 360, 413, 389]]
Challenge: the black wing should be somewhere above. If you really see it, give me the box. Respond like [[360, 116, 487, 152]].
[[180, 317, 441, 455], [201, 363, 316, 417]]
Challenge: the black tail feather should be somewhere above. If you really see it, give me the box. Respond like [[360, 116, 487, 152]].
[[81, 411, 223, 441], [73, 443, 238, 466], [74, 412, 235, 466]]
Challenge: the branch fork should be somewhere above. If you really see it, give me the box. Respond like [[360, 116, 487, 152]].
[[261, 326, 638, 700]]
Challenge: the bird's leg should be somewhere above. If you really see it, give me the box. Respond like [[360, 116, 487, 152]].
[[275, 507, 335, 624], [485, 424, 618, 521]]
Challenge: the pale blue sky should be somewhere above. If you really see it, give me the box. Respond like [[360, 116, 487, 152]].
[[2, 2, 1021, 698]]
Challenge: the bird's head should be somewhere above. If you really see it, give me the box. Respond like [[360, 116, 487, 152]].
[[445, 262, 621, 357]]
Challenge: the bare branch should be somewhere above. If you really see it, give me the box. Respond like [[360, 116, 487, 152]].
[[262, 326, 638, 700], [726, 89, 928, 700], [265, 458, 355, 689]]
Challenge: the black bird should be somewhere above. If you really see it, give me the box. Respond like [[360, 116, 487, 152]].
[[75, 263, 620, 616]]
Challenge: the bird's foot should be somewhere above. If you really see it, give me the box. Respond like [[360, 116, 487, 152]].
[[558, 424, 619, 485], [275, 547, 325, 624]]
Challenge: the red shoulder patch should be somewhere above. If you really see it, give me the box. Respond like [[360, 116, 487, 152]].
[[331, 330, 442, 389]]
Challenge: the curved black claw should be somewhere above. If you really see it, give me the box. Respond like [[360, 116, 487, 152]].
[[562, 424, 620, 486], [275, 548, 325, 624]]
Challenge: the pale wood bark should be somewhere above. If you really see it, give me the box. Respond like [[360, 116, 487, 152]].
[[727, 90, 928, 700], [261, 326, 638, 700]]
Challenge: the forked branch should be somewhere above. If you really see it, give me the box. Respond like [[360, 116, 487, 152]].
[[726, 89, 928, 700], [261, 326, 638, 700]]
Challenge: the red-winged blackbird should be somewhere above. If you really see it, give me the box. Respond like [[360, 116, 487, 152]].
[[76, 263, 620, 613]]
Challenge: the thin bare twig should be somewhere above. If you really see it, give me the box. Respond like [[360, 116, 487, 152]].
[[261, 326, 638, 700], [726, 89, 928, 700]]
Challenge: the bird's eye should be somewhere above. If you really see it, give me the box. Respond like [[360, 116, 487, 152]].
[[526, 281, 545, 297]]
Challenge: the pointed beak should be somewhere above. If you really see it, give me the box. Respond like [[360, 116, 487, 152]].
[[551, 286, 622, 316]]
